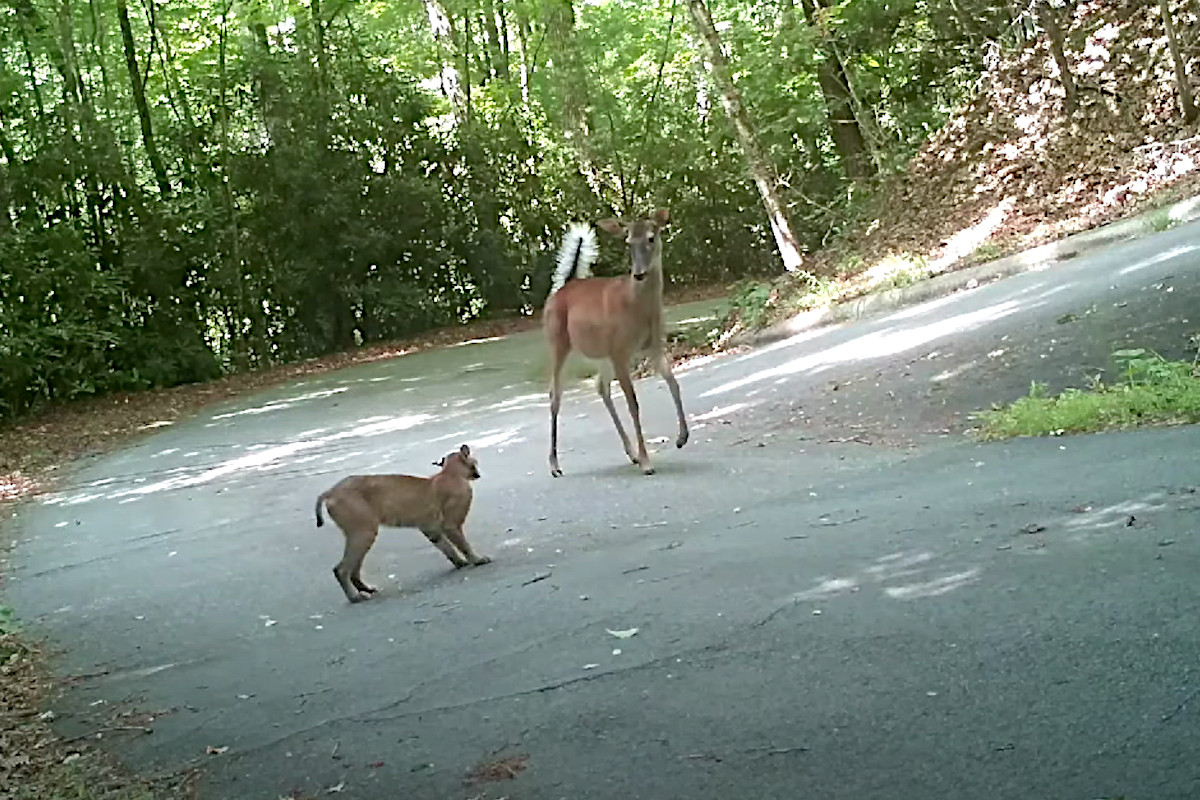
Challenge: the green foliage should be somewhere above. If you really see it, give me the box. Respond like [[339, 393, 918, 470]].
[[1148, 207, 1176, 232], [725, 279, 775, 330], [972, 242, 1006, 262], [0, 605, 16, 637], [975, 349, 1200, 440], [0, 0, 1022, 421]]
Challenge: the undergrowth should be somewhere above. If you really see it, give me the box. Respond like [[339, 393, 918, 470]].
[[974, 345, 1200, 440]]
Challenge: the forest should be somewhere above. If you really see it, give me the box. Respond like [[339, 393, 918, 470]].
[[1, 0, 1185, 421]]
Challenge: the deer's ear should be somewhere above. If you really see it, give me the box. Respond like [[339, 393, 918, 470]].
[[597, 218, 624, 236], [459, 444, 471, 456], [653, 208, 670, 228]]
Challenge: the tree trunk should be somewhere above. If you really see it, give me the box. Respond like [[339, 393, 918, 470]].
[[424, 0, 464, 115], [116, 0, 170, 194], [687, 0, 804, 273], [482, 1, 508, 82], [218, 0, 248, 369], [547, 0, 595, 176], [1037, 1, 1077, 115], [797, 0, 874, 182], [1159, 0, 1198, 123], [493, 0, 511, 79]]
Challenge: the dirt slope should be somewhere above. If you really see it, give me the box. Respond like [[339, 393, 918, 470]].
[[815, 0, 1200, 277]]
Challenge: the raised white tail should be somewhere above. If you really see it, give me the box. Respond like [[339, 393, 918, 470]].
[[549, 222, 599, 295]]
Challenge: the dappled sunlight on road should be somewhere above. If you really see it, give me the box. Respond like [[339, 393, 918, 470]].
[[782, 549, 981, 607], [702, 298, 1026, 399], [210, 388, 348, 420], [450, 335, 506, 347], [884, 569, 980, 599], [1116, 243, 1200, 276], [42, 413, 434, 506], [1059, 492, 1169, 535], [692, 402, 754, 422]]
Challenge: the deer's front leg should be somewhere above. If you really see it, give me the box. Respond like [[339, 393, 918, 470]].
[[655, 352, 689, 449]]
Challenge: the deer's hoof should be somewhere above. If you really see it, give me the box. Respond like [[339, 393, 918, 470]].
[[550, 467, 563, 478], [676, 430, 690, 449], [641, 464, 656, 476]]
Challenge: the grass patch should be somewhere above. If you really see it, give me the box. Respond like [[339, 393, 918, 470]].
[[974, 347, 1200, 440], [1147, 206, 1176, 232], [971, 242, 1005, 263]]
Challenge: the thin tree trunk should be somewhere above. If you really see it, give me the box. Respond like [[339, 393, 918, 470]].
[[425, 0, 464, 115], [797, 0, 874, 181], [116, 0, 170, 194], [482, 0, 507, 81], [687, 0, 804, 273], [0, 108, 17, 165], [1159, 0, 1198, 122], [494, 0, 511, 78], [17, 24, 46, 119], [218, 0, 247, 368], [87, 0, 114, 110], [1037, 1, 1077, 114]]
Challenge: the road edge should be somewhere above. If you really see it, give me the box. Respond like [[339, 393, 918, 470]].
[[726, 193, 1200, 349]]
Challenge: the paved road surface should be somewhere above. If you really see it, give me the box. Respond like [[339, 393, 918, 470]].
[[6, 221, 1200, 799]]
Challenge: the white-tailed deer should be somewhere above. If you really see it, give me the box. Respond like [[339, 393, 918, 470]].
[[542, 208, 689, 477]]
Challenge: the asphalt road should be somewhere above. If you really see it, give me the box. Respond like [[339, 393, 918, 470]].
[[6, 220, 1200, 800]]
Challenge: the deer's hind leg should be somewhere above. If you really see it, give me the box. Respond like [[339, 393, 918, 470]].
[[596, 361, 637, 465], [547, 332, 570, 478]]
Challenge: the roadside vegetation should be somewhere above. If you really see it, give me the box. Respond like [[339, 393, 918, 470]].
[[719, 0, 1200, 338], [974, 343, 1200, 441], [0, 601, 196, 800]]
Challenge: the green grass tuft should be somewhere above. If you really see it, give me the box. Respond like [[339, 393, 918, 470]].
[[1148, 207, 1176, 233], [974, 348, 1200, 441]]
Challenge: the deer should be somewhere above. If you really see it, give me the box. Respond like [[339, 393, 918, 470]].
[[542, 208, 689, 477]]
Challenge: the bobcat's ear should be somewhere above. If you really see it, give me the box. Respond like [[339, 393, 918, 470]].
[[433, 457, 445, 467], [459, 444, 471, 456]]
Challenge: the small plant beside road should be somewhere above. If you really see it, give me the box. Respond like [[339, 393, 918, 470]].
[[974, 342, 1200, 440]]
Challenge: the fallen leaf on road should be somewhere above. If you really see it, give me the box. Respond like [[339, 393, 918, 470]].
[[582, 663, 600, 670], [368, 761, 385, 769], [606, 628, 639, 639], [206, 746, 229, 755], [1070, 505, 1092, 513], [326, 781, 345, 793], [521, 572, 551, 587], [465, 753, 529, 785], [1018, 523, 1046, 535], [612, 648, 622, 656]]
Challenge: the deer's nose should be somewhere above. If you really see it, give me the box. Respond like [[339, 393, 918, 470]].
[[634, 273, 647, 281]]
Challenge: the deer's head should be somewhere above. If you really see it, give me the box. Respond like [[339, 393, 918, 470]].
[[598, 208, 670, 282]]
